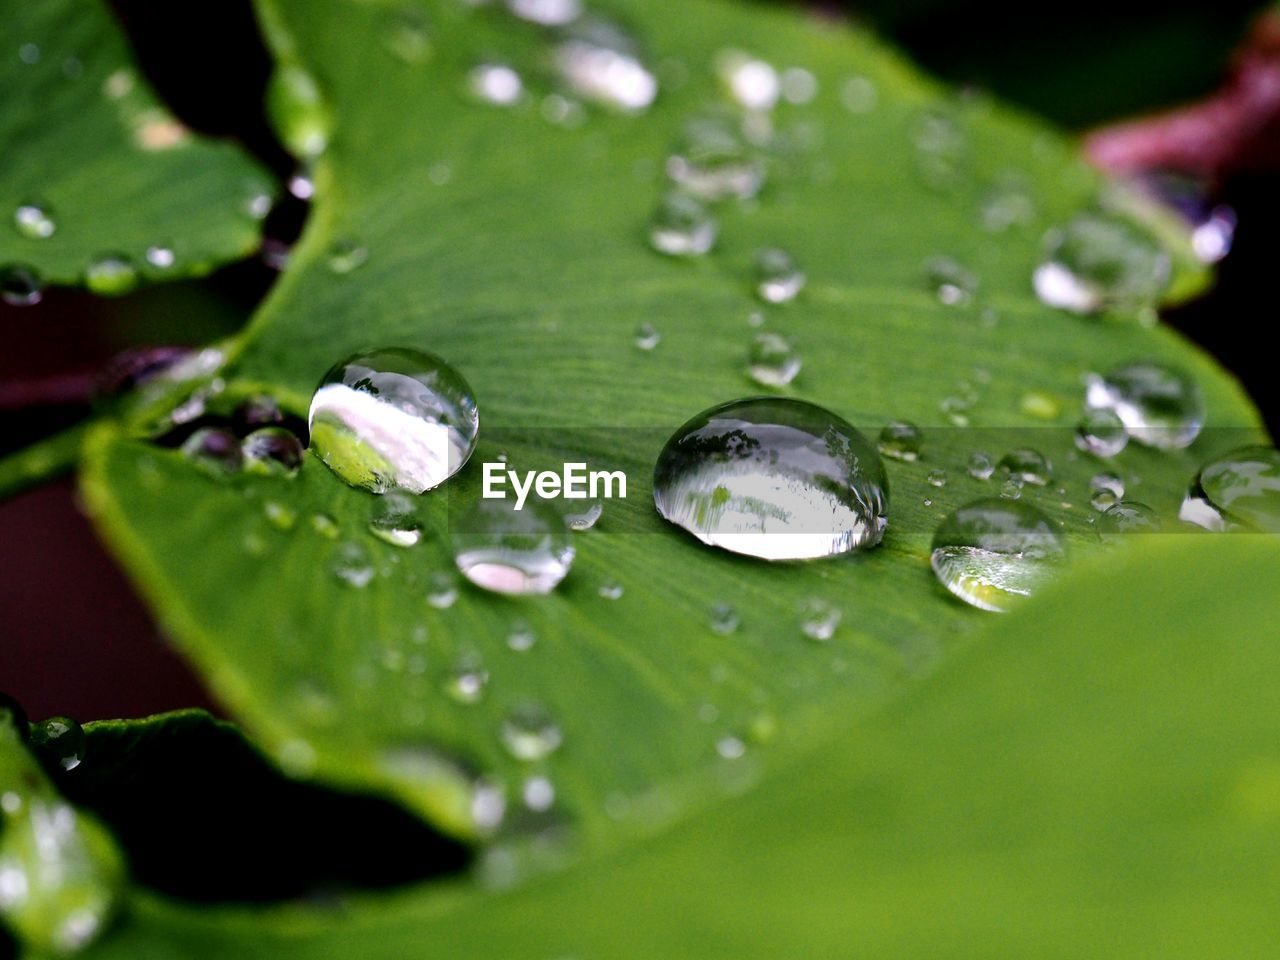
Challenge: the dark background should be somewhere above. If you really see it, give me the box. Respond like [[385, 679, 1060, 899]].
[[3, 0, 1277, 724]]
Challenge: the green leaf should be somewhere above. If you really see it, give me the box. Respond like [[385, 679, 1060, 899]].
[[77, 0, 1264, 856], [0, 0, 274, 290], [78, 534, 1280, 957]]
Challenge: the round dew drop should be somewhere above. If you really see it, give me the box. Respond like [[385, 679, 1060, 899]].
[[1033, 212, 1170, 314], [452, 498, 575, 595], [13, 202, 55, 239], [0, 264, 44, 306], [1075, 407, 1128, 458], [241, 427, 304, 476], [308, 348, 479, 494], [1186, 445, 1280, 532], [84, 254, 138, 296], [649, 192, 716, 257], [746, 333, 801, 387], [1085, 361, 1204, 451], [930, 498, 1065, 612], [653, 397, 889, 561], [753, 247, 805, 304], [1100, 500, 1161, 535]]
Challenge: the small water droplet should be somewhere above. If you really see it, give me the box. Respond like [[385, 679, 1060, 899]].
[[709, 602, 739, 635], [923, 256, 977, 306], [799, 596, 841, 641], [878, 421, 923, 462], [521, 776, 556, 812], [469, 62, 523, 106], [780, 67, 818, 105], [653, 397, 889, 560], [369, 492, 424, 547], [753, 247, 805, 304], [746, 332, 801, 387], [83, 254, 138, 296], [912, 108, 968, 190], [29, 717, 85, 772], [13, 203, 55, 239], [1186, 445, 1280, 532], [1033, 212, 1170, 314], [180, 427, 242, 476], [716, 735, 746, 760], [553, 17, 657, 113], [1018, 390, 1061, 420], [500, 703, 562, 761], [506, 619, 537, 652], [998, 448, 1052, 486], [666, 114, 764, 201], [262, 500, 298, 530], [308, 348, 479, 494], [648, 191, 716, 256], [1075, 407, 1128, 458], [966, 451, 995, 480], [310, 513, 340, 539], [999, 479, 1022, 500], [1085, 361, 1204, 450], [716, 50, 779, 112], [562, 497, 603, 531], [1101, 500, 1161, 534], [144, 245, 175, 269], [426, 571, 458, 608], [597, 579, 624, 600], [0, 264, 43, 306], [326, 238, 368, 274], [18, 42, 41, 65], [978, 173, 1036, 233], [839, 74, 877, 113], [930, 498, 1066, 612], [444, 659, 489, 704], [926, 469, 948, 488], [506, 0, 581, 25], [241, 427, 304, 476], [452, 498, 575, 595], [268, 65, 331, 158], [634, 322, 661, 350], [330, 541, 375, 588]]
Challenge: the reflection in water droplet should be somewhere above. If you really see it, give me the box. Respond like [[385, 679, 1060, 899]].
[[369, 492, 424, 547], [308, 348, 479, 494], [84, 254, 138, 296], [13, 203, 55, 239], [1033, 212, 1170, 314], [552, 18, 657, 113], [648, 191, 716, 256], [666, 115, 764, 202], [653, 397, 889, 560], [923, 256, 977, 306], [753, 247, 805, 304], [926, 469, 947, 488], [0, 264, 43, 306], [998, 448, 1052, 486], [1188, 445, 1280, 532], [930, 498, 1065, 612], [878, 421, 923, 462], [500, 703, 562, 761], [180, 427, 242, 476], [30, 718, 85, 773], [452, 498, 575, 595], [1085, 361, 1204, 450], [634, 322, 661, 350], [799, 597, 841, 641], [326, 239, 368, 274], [330, 541, 375, 588], [469, 62, 523, 106], [746, 332, 801, 387], [709, 602, 739, 635], [1075, 407, 1128, 458], [241, 427, 304, 476], [1101, 500, 1161, 534]]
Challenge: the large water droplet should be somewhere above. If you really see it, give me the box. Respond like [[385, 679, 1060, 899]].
[[1085, 361, 1204, 450], [1187, 445, 1280, 532], [753, 247, 805, 304], [666, 114, 764, 201], [878, 421, 923, 462], [930, 498, 1065, 612], [1033, 212, 1170, 314], [653, 397, 889, 561], [746, 332, 801, 387], [241, 427, 303, 477], [648, 191, 716, 256], [500, 703, 563, 761], [29, 717, 85, 773], [369, 492, 425, 546], [13, 203, 55, 240], [0, 264, 43, 306], [1075, 407, 1128, 458], [308, 348, 479, 494], [452, 498, 575, 595], [552, 17, 656, 113]]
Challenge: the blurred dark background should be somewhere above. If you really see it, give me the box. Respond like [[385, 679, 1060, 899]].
[[3, 0, 1278, 724]]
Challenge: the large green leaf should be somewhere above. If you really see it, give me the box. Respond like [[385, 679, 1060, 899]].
[[0, 0, 273, 289], [76, 534, 1280, 957], [77, 0, 1264, 856]]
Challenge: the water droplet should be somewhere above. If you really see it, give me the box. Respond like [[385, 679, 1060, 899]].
[[912, 108, 968, 190], [506, 0, 581, 25], [180, 427, 242, 476], [0, 264, 43, 306], [1088, 471, 1125, 512], [444, 659, 489, 704], [562, 497, 603, 531], [500, 703, 562, 761], [648, 191, 716, 256], [1018, 390, 1061, 420], [144, 245, 175, 269], [552, 18, 657, 113], [426, 571, 458, 608], [1075, 407, 1128, 458], [241, 427, 304, 477], [930, 498, 1066, 612], [310, 513, 340, 539], [746, 332, 801, 387], [1085, 361, 1204, 450], [966, 451, 995, 480], [634, 322, 661, 350], [29, 717, 85, 772], [653, 397, 889, 560], [716, 50, 778, 112], [18, 42, 40, 65], [330, 541, 375, 588], [262, 500, 297, 530], [923, 256, 977, 306], [926, 469, 948, 488], [666, 114, 764, 201], [1033, 212, 1170, 314], [780, 67, 818, 105], [598, 579, 624, 600], [839, 75, 877, 113], [522, 776, 556, 812], [799, 597, 841, 641], [81, 254, 138, 297], [716, 735, 746, 760], [978, 173, 1036, 233], [469, 62, 523, 106], [997, 448, 1052, 487], [368, 492, 424, 547], [709, 602, 739, 635], [878, 421, 923, 462], [999, 478, 1022, 500], [753, 247, 805, 304], [452, 498, 576, 595], [507, 619, 537, 652], [1192, 206, 1236, 263], [1100, 500, 1161, 534], [1187, 445, 1280, 532], [13, 203, 55, 240], [267, 65, 331, 158], [326, 238, 368, 274], [308, 348, 479, 494]]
